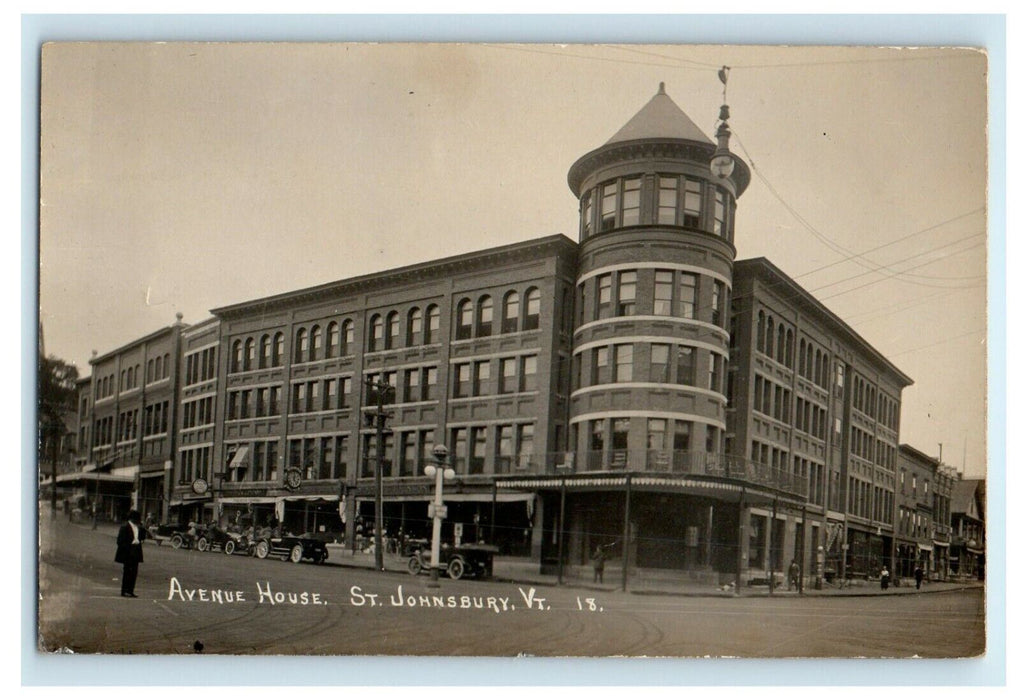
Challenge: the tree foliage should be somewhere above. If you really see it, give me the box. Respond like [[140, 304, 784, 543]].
[[38, 353, 79, 456]]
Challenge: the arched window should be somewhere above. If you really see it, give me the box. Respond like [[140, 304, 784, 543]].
[[295, 328, 308, 363], [777, 323, 786, 363], [244, 337, 255, 371], [456, 299, 474, 340], [407, 308, 422, 346], [806, 343, 814, 380], [786, 329, 795, 368], [369, 315, 383, 352], [765, 317, 775, 358], [822, 354, 829, 387], [310, 325, 322, 361], [386, 311, 400, 350], [163, 354, 170, 378], [814, 349, 823, 385], [340, 320, 353, 356], [231, 341, 242, 373], [523, 288, 540, 331], [273, 332, 284, 366], [425, 305, 440, 344], [147, 359, 154, 384], [326, 322, 339, 358], [757, 311, 766, 353], [798, 339, 806, 376], [259, 335, 271, 368], [502, 291, 520, 334], [126, 367, 133, 388], [477, 296, 493, 337]]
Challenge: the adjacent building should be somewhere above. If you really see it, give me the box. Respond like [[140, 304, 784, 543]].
[[64, 83, 972, 587], [950, 478, 985, 579]]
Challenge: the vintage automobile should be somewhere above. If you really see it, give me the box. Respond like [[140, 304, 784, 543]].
[[147, 523, 190, 547], [406, 543, 498, 580], [195, 526, 235, 553], [253, 534, 329, 564]]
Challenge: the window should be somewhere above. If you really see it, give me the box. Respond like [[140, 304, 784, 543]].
[[292, 384, 307, 414], [310, 325, 322, 361], [425, 305, 440, 344], [404, 368, 421, 402], [273, 332, 284, 366], [650, 344, 671, 383], [674, 420, 691, 452], [580, 192, 592, 238], [369, 315, 383, 352], [340, 322, 352, 357], [590, 419, 605, 452], [679, 273, 697, 319], [518, 424, 534, 466], [713, 188, 729, 237], [337, 377, 350, 409], [232, 341, 243, 373], [295, 328, 308, 363], [709, 353, 721, 392], [502, 292, 519, 333], [326, 323, 339, 358], [452, 428, 468, 472], [453, 363, 471, 398], [593, 347, 610, 385], [477, 296, 493, 337], [676, 346, 695, 385], [456, 299, 473, 340], [260, 334, 272, 368], [400, 432, 418, 476], [712, 281, 725, 327], [385, 312, 400, 350], [596, 275, 612, 320], [521, 355, 537, 391], [469, 426, 487, 474], [499, 357, 517, 394], [621, 176, 641, 226], [407, 308, 423, 346], [617, 271, 637, 316], [323, 378, 337, 410], [523, 288, 540, 330], [474, 360, 491, 396], [647, 418, 667, 454], [614, 344, 633, 382], [683, 179, 702, 228], [657, 176, 678, 225], [497, 425, 515, 472], [610, 418, 630, 464], [653, 271, 673, 315], [599, 181, 617, 231], [422, 367, 437, 401]]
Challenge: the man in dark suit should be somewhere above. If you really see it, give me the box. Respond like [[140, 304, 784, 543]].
[[115, 510, 146, 598]]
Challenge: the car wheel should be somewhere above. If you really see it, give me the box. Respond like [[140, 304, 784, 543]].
[[255, 540, 270, 559], [196, 537, 209, 552], [170, 534, 183, 550], [224, 540, 235, 555], [408, 556, 422, 576], [448, 558, 465, 580], [289, 544, 304, 563]]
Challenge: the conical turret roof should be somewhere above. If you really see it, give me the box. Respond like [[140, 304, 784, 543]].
[[604, 82, 713, 146]]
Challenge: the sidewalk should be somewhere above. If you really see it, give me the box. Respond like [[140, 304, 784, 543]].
[[323, 545, 983, 598]]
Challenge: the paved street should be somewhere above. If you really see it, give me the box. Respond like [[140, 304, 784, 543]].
[[37, 517, 984, 657]]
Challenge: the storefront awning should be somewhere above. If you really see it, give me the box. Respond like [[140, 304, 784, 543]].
[[354, 492, 534, 504], [918, 543, 933, 552], [40, 472, 135, 486]]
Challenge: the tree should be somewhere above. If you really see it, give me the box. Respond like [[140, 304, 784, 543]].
[[39, 354, 79, 517]]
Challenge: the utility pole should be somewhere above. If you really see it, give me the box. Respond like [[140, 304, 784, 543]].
[[364, 379, 393, 571]]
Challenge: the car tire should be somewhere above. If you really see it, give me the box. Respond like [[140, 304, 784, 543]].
[[448, 558, 465, 580], [170, 534, 183, 550], [224, 540, 235, 555], [408, 556, 422, 576], [196, 537, 209, 552], [289, 544, 303, 563], [255, 540, 270, 559]]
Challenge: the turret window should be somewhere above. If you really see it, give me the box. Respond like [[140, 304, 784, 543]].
[[657, 177, 678, 224], [683, 180, 702, 228], [621, 177, 642, 226]]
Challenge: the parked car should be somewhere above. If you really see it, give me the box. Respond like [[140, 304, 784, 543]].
[[407, 543, 498, 580], [147, 523, 190, 547], [253, 534, 329, 564], [195, 526, 234, 553]]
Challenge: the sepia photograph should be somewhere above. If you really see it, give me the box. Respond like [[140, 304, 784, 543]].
[[35, 40, 989, 662]]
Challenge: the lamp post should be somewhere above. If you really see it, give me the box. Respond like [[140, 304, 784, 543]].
[[424, 444, 455, 587]]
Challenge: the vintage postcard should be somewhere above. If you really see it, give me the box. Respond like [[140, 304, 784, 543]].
[[37, 42, 987, 658]]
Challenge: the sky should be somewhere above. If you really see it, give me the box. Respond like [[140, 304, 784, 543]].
[[38, 42, 988, 477]]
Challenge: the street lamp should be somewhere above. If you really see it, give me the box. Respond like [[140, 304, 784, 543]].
[[424, 444, 455, 587]]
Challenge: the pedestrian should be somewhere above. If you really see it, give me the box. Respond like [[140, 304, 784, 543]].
[[114, 510, 146, 598], [914, 564, 924, 590], [787, 560, 800, 591], [591, 544, 606, 583], [880, 566, 890, 590]]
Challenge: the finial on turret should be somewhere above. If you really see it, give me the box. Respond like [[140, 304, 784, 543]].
[[175, 312, 184, 324], [658, 82, 666, 95]]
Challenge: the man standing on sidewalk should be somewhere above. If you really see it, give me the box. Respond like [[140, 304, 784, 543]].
[[115, 510, 146, 598], [914, 564, 924, 590]]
